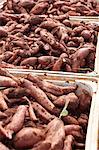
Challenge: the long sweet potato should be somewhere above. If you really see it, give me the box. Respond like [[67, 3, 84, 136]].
[[0, 76, 18, 87], [20, 78, 56, 113], [5, 105, 27, 138], [27, 75, 77, 96]]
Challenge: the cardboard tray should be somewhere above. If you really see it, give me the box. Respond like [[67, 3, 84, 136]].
[[69, 16, 99, 23], [6, 70, 99, 150]]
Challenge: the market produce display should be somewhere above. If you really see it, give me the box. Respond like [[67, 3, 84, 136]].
[[0, 0, 98, 72], [0, 68, 92, 149]]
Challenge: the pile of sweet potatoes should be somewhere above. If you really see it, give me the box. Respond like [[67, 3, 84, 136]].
[[0, 68, 92, 149], [0, 0, 98, 73], [1, 0, 99, 16]]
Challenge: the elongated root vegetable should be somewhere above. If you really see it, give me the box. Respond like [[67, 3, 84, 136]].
[[13, 127, 44, 149], [27, 75, 77, 96], [0, 76, 18, 87], [5, 105, 27, 139], [63, 135, 74, 150], [20, 78, 57, 113], [32, 102, 54, 123]]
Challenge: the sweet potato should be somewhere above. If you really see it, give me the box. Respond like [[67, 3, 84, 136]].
[[38, 56, 58, 68], [3, 87, 29, 98], [81, 30, 92, 40], [5, 105, 27, 138], [0, 76, 18, 87], [65, 125, 81, 135], [40, 29, 56, 46], [0, 92, 8, 110], [20, 57, 37, 67], [40, 18, 60, 30], [54, 93, 79, 110], [62, 115, 79, 125], [0, 27, 8, 37], [75, 87, 92, 112], [0, 142, 9, 150], [63, 135, 74, 150], [23, 97, 38, 122], [45, 92, 57, 102], [45, 118, 65, 150], [78, 114, 88, 129], [20, 78, 56, 113], [30, 2, 49, 14], [27, 75, 77, 96], [32, 102, 54, 123], [70, 46, 95, 72], [14, 127, 44, 149], [31, 141, 51, 150], [0, 124, 11, 139], [52, 53, 69, 71]]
